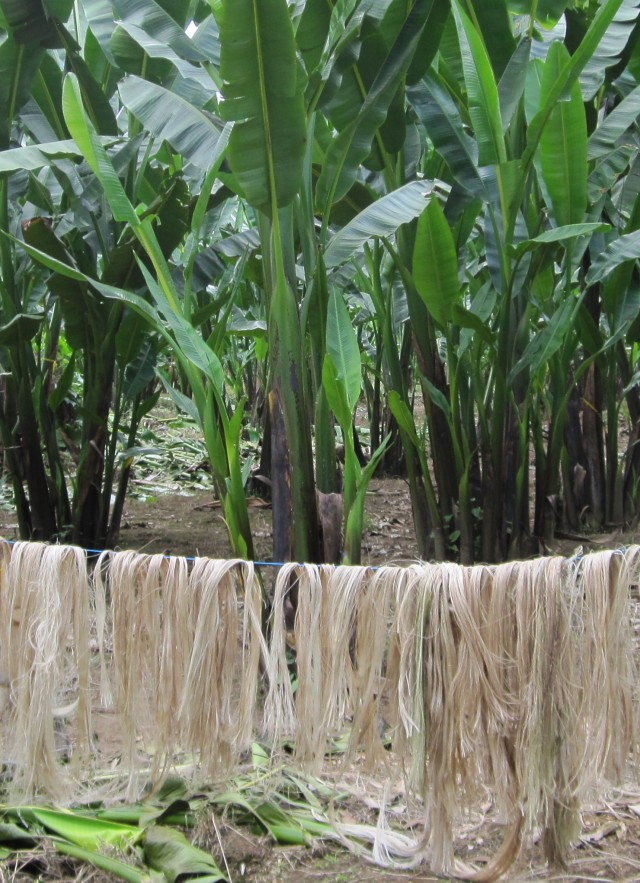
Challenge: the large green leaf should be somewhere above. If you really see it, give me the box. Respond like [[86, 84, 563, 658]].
[[498, 37, 531, 132], [29, 52, 67, 140], [513, 223, 611, 257], [467, 0, 515, 79], [539, 41, 587, 227], [588, 84, 640, 160], [111, 0, 204, 63], [134, 259, 224, 391], [0, 312, 44, 345], [119, 76, 228, 171], [296, 0, 331, 76], [0, 0, 72, 46], [21, 215, 106, 351], [579, 0, 640, 100], [190, 14, 220, 66], [413, 198, 460, 327], [508, 0, 568, 27], [323, 15, 406, 159], [109, 20, 208, 87], [62, 73, 138, 224], [219, 0, 306, 213], [143, 825, 227, 882], [50, 841, 148, 883], [586, 229, 640, 285], [0, 138, 119, 172], [408, 73, 485, 199], [322, 353, 353, 432], [326, 288, 361, 410], [451, 0, 505, 167], [406, 0, 450, 84], [523, 0, 626, 171], [316, 0, 430, 209], [324, 180, 433, 268], [507, 297, 578, 383], [0, 34, 45, 146], [79, 0, 119, 65], [25, 808, 141, 851], [54, 22, 118, 134], [16, 231, 225, 393]]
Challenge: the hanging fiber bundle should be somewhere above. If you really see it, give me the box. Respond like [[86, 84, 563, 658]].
[[179, 557, 265, 777], [0, 540, 90, 801]]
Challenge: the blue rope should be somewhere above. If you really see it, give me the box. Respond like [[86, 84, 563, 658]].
[[0, 537, 350, 569]]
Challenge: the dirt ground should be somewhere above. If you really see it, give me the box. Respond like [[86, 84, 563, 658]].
[[113, 478, 422, 565], [3, 481, 640, 882]]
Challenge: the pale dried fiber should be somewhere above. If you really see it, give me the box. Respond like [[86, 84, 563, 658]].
[[179, 557, 264, 777], [347, 566, 395, 767], [263, 563, 299, 744], [105, 550, 164, 793], [1, 541, 90, 801], [289, 563, 327, 768], [319, 565, 363, 736], [0, 539, 638, 883], [0, 539, 13, 733]]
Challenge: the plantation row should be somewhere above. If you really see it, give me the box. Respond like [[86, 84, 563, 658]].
[[1, 0, 640, 563]]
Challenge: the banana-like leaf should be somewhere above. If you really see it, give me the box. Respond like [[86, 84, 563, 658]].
[[21, 215, 109, 351], [408, 73, 485, 199], [109, 24, 173, 83], [507, 297, 578, 383], [137, 261, 224, 390], [324, 16, 406, 159], [143, 825, 227, 882], [190, 15, 220, 65], [159, 370, 200, 424], [523, 0, 626, 170], [0, 35, 45, 145], [52, 840, 148, 883], [586, 229, 640, 285], [0, 0, 72, 46], [119, 76, 228, 171], [296, 0, 331, 76], [326, 288, 361, 411], [0, 312, 44, 345], [110, 19, 211, 89], [451, 0, 505, 167], [23, 808, 141, 851], [62, 73, 138, 224], [54, 22, 119, 134], [588, 84, 640, 160], [579, 0, 640, 100], [219, 0, 305, 213], [406, 0, 450, 84], [508, 0, 567, 27], [80, 0, 119, 65], [29, 52, 67, 140], [0, 138, 120, 172], [14, 234, 224, 392], [513, 222, 610, 257], [326, 1, 417, 158], [413, 197, 460, 327], [539, 41, 587, 227], [324, 180, 433, 268], [111, 0, 204, 63], [316, 0, 430, 209], [467, 0, 515, 79], [322, 352, 353, 432], [498, 38, 531, 132]]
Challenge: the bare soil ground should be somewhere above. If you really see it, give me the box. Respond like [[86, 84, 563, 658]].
[[2, 482, 640, 882]]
